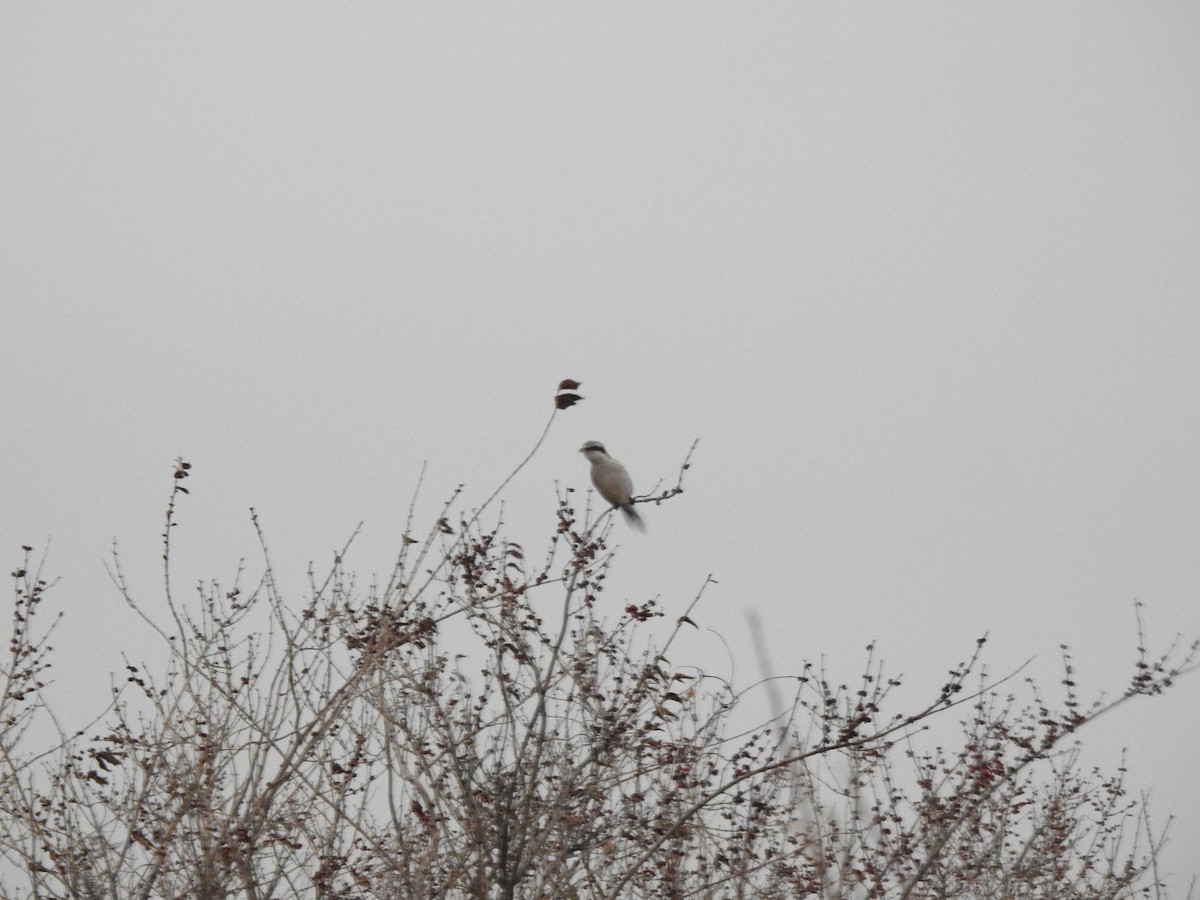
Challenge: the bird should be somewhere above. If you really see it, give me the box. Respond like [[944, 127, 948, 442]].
[[579, 441, 645, 532]]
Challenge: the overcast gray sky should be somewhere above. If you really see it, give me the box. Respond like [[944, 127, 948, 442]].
[[3, 4, 1199, 890]]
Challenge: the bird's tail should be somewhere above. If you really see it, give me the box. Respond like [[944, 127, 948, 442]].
[[621, 504, 646, 532]]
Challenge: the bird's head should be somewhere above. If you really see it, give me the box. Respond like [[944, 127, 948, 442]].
[[579, 440, 608, 459]]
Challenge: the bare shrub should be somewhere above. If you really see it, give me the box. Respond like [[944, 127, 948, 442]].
[[1, 391, 1195, 898]]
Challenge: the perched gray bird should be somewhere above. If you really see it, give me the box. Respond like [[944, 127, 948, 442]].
[[579, 441, 645, 532]]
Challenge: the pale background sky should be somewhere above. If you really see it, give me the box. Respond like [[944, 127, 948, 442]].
[[3, 4, 1198, 892]]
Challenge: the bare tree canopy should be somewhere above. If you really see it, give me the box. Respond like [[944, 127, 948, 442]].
[[2, 393, 1196, 899]]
